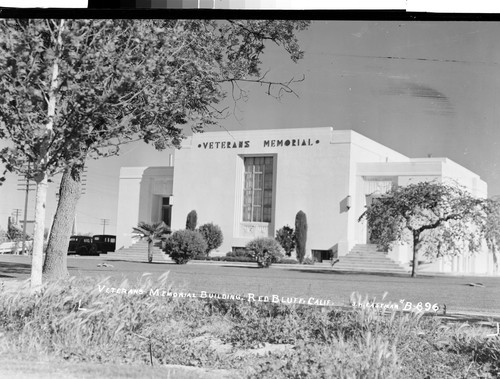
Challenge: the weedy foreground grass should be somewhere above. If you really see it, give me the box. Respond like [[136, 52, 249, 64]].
[[0, 273, 499, 378]]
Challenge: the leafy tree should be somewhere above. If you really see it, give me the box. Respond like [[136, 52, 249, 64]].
[[186, 210, 198, 231], [198, 222, 223, 255], [165, 229, 207, 264], [7, 222, 26, 241], [131, 221, 170, 263], [359, 182, 485, 277], [276, 225, 295, 257], [482, 197, 500, 270], [245, 237, 284, 268], [295, 211, 308, 263], [0, 19, 309, 286]]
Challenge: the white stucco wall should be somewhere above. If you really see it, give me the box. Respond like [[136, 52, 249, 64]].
[[116, 166, 173, 250], [172, 127, 358, 255]]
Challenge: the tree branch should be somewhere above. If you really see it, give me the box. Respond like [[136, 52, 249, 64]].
[[218, 74, 304, 100], [417, 213, 463, 233]]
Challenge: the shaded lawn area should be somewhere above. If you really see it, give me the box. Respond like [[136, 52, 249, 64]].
[[0, 259, 32, 279], [1, 255, 499, 315]]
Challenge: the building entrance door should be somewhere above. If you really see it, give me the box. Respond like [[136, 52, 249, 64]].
[[365, 194, 380, 244], [161, 197, 172, 227]]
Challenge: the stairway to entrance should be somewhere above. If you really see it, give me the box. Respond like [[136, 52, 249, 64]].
[[332, 244, 409, 274], [106, 240, 170, 262]]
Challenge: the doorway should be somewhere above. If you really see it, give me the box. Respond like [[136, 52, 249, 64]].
[[161, 197, 172, 227], [365, 193, 381, 244]]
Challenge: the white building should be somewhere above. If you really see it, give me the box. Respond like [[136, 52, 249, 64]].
[[115, 127, 497, 275]]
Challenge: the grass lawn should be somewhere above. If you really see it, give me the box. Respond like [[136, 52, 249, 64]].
[[0, 353, 234, 379], [1, 270, 500, 379], [1, 255, 499, 316]]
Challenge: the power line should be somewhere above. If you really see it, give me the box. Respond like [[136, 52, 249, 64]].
[[100, 218, 110, 235]]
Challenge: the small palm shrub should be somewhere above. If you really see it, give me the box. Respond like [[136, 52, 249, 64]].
[[197, 223, 223, 256], [245, 237, 284, 268], [132, 221, 171, 263], [164, 230, 207, 264]]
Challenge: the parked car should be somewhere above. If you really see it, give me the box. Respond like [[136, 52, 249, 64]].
[[92, 234, 116, 254], [68, 236, 98, 256]]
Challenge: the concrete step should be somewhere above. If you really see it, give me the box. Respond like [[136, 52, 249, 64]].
[[333, 266, 409, 274], [334, 266, 407, 273], [339, 255, 402, 262], [106, 240, 168, 262], [341, 254, 392, 259], [336, 259, 400, 267], [351, 244, 381, 250], [106, 253, 169, 262], [330, 244, 408, 273], [349, 248, 385, 253]]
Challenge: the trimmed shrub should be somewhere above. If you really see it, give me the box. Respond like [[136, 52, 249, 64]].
[[164, 229, 207, 264], [198, 223, 223, 255], [222, 256, 255, 263], [245, 237, 284, 268], [226, 249, 251, 258], [302, 257, 315, 265], [226, 248, 249, 257], [295, 211, 308, 263], [276, 225, 295, 257], [185, 210, 198, 231], [194, 255, 214, 261], [278, 258, 299, 264], [192, 255, 255, 263]]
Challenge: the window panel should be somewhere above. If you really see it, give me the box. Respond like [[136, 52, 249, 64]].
[[243, 206, 252, 222], [254, 173, 262, 189], [263, 192, 272, 205], [264, 176, 272, 189], [243, 156, 274, 223], [253, 190, 262, 205], [254, 207, 262, 222]]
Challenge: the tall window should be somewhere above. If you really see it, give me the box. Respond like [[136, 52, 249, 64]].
[[243, 157, 274, 222]]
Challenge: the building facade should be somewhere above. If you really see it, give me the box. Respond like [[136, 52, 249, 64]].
[[115, 127, 496, 275]]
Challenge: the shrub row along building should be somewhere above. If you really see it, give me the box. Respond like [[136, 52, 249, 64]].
[[115, 127, 497, 275]]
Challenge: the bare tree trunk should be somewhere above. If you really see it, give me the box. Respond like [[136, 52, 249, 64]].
[[31, 19, 65, 288], [411, 231, 419, 278], [148, 240, 153, 263], [43, 166, 82, 279], [31, 174, 48, 288]]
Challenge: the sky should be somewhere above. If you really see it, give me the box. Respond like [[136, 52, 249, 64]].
[[2, 0, 500, 12], [1, 20, 500, 235]]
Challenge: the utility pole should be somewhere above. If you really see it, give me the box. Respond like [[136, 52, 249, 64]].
[[21, 163, 30, 254], [17, 163, 35, 254], [12, 208, 22, 224], [100, 218, 110, 235]]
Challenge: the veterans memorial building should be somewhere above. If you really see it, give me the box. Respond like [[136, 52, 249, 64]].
[[116, 127, 497, 275]]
